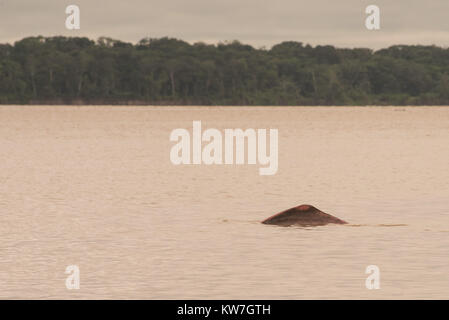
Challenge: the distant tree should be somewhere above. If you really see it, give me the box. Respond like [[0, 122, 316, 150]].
[[0, 36, 447, 105]]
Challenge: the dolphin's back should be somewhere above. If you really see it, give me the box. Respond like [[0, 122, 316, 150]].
[[262, 204, 347, 226]]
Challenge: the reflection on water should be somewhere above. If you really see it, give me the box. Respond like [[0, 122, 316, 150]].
[[0, 106, 448, 299]]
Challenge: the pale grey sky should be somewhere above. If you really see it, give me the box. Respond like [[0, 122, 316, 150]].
[[0, 0, 448, 49]]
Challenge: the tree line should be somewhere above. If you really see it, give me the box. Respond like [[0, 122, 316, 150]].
[[0, 36, 448, 105]]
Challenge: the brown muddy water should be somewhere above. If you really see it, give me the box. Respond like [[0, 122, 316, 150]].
[[0, 105, 448, 299]]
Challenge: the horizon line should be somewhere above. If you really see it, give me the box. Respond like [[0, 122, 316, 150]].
[[3, 34, 449, 52]]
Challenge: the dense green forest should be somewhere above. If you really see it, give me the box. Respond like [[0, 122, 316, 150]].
[[0, 36, 448, 105]]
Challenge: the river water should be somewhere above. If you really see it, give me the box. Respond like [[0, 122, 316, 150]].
[[0, 105, 448, 299]]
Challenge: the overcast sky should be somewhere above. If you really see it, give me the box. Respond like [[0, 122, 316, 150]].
[[0, 0, 448, 49]]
